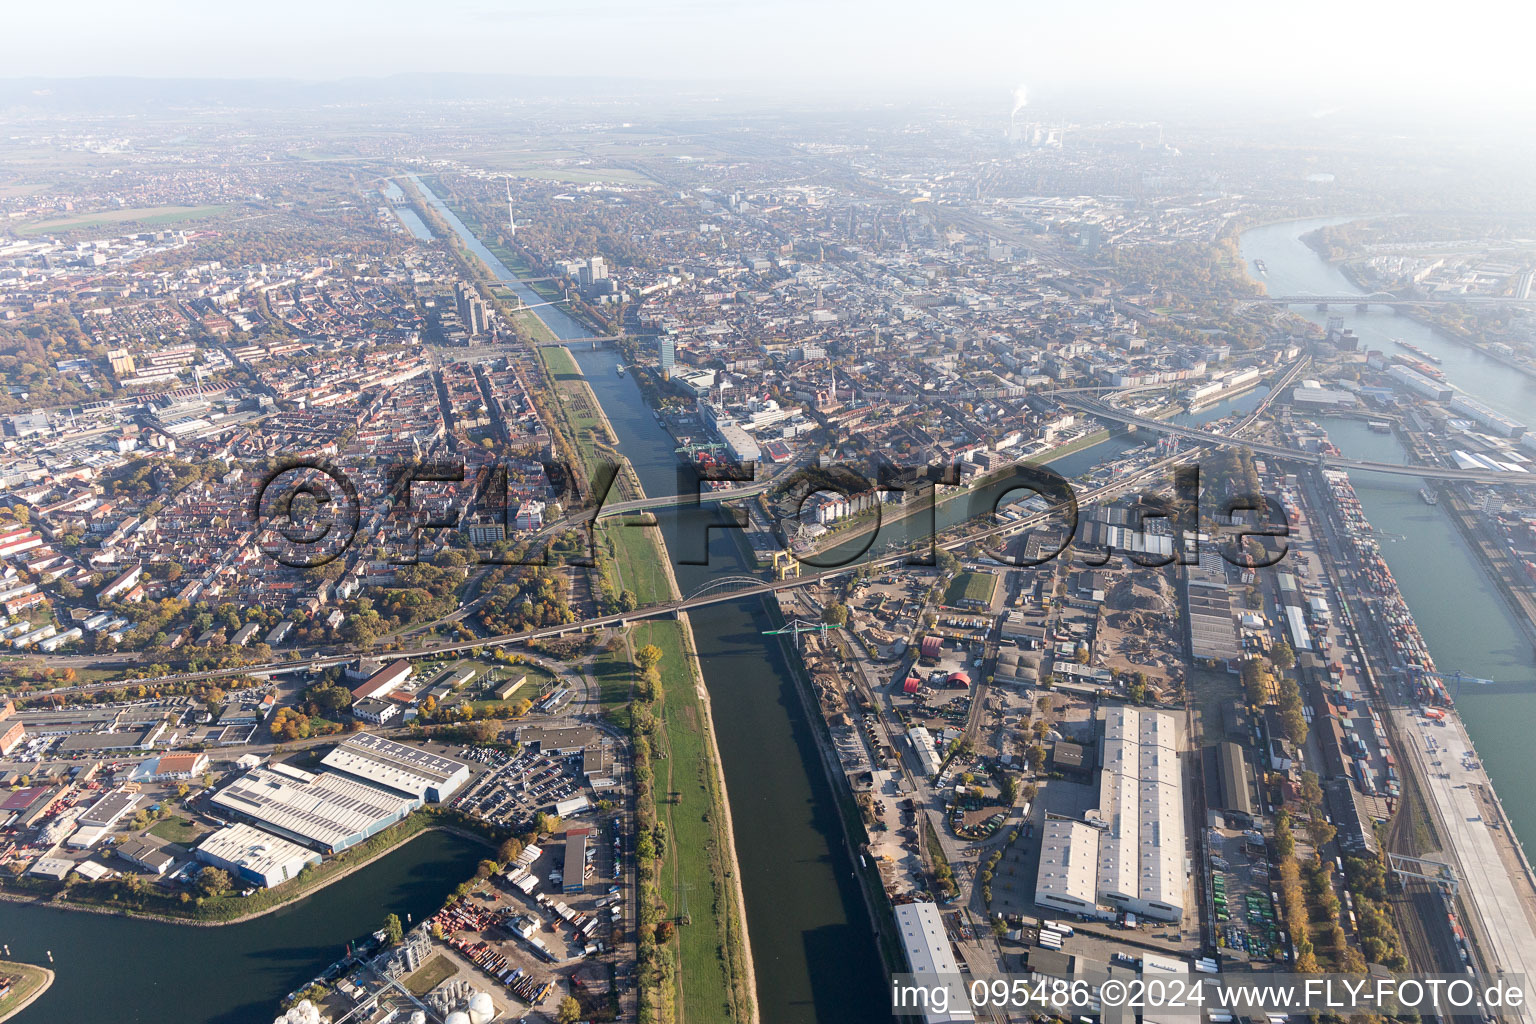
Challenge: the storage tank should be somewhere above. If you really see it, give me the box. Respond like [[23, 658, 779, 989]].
[[468, 991, 497, 1024], [445, 1012, 471, 1024]]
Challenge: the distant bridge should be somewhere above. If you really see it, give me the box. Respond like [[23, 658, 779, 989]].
[[532, 335, 622, 348], [1257, 294, 1536, 308], [1069, 397, 1536, 487]]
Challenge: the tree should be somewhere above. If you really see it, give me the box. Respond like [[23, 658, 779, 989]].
[[497, 837, 525, 864], [1240, 657, 1272, 706], [822, 603, 849, 628], [384, 912, 404, 946], [197, 867, 232, 898], [1271, 640, 1296, 671], [556, 995, 582, 1024], [635, 643, 664, 673], [1026, 744, 1046, 770]]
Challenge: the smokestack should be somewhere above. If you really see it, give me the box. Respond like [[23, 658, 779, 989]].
[[1009, 83, 1029, 142]]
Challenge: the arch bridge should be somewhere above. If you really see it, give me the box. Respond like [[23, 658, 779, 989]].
[[685, 575, 770, 602]]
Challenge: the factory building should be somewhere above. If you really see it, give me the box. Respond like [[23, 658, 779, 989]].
[[78, 789, 140, 829], [562, 828, 591, 894], [320, 732, 471, 803], [1034, 708, 1186, 923], [211, 762, 417, 854], [195, 822, 322, 888], [1450, 395, 1526, 439], [1387, 365, 1454, 401], [893, 901, 975, 1023], [350, 659, 413, 701], [1034, 816, 1103, 915]]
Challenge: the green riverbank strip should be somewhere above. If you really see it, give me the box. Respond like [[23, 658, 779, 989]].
[[403, 175, 754, 1021], [531, 284, 753, 1021], [0, 961, 53, 1023]]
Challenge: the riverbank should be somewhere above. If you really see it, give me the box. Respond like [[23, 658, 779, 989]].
[[674, 610, 760, 1024], [800, 428, 1114, 559], [1397, 307, 1536, 382], [0, 816, 493, 928], [506, 257, 757, 1023], [0, 962, 52, 1024], [1440, 492, 1536, 656]]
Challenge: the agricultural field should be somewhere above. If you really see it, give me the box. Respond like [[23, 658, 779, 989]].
[[17, 204, 229, 234]]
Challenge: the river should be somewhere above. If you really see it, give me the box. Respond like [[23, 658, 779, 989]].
[[0, 829, 485, 1024], [406, 173, 894, 1021], [1239, 218, 1536, 851], [381, 180, 434, 242]]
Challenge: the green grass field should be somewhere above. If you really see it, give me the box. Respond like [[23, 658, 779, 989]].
[[590, 644, 634, 729], [604, 523, 673, 608], [637, 618, 749, 1023], [404, 953, 458, 996], [19, 204, 229, 234], [539, 346, 632, 500], [0, 961, 50, 1019], [944, 570, 998, 607], [149, 816, 203, 845]]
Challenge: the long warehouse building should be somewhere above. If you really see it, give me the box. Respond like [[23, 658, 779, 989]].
[[1035, 707, 1186, 922], [211, 762, 417, 854], [893, 901, 975, 1023], [320, 732, 470, 803]]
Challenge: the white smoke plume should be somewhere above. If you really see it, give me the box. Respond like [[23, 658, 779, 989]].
[[1011, 84, 1029, 116]]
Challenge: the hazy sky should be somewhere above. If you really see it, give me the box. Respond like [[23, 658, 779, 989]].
[[9, 0, 1535, 112]]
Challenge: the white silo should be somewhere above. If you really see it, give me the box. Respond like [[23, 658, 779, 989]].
[[467, 990, 497, 1024]]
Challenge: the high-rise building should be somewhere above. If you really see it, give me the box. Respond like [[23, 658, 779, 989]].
[[579, 256, 608, 291], [658, 336, 675, 377], [454, 282, 486, 335]]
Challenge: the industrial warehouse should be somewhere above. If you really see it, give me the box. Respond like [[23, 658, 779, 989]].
[[195, 821, 322, 888], [1034, 707, 1187, 923], [894, 901, 975, 1024], [320, 732, 471, 803], [210, 762, 419, 854]]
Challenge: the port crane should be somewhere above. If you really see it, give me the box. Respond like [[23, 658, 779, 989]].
[[762, 618, 835, 652], [676, 440, 726, 458], [1419, 668, 1495, 698]]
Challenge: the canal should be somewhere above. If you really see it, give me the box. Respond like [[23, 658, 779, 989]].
[[0, 829, 486, 1024], [1240, 219, 1536, 852]]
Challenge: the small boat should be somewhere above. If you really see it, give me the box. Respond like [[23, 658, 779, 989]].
[[615, 364, 626, 376], [1254, 258, 1268, 274], [1367, 420, 1391, 434], [1419, 487, 1438, 505]]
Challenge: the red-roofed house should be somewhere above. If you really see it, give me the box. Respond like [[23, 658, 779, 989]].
[[351, 659, 412, 701]]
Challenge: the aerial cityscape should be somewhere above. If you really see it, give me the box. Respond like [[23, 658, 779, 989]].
[[1, 5, 1535, 1024]]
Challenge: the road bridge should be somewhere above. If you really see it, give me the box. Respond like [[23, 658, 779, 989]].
[[1068, 396, 1535, 486], [13, 457, 1187, 692], [531, 335, 622, 348], [1256, 294, 1536, 308]]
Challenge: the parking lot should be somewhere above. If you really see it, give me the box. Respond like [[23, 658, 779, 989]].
[[1207, 823, 1284, 964], [451, 744, 592, 832]]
